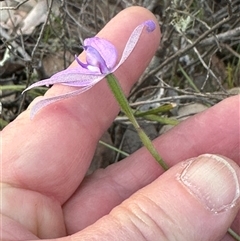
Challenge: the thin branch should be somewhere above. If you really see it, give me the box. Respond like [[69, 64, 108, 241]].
[[0, 26, 31, 61], [0, 0, 29, 10], [31, 0, 54, 59], [130, 94, 224, 108], [183, 35, 226, 92], [200, 27, 240, 47], [221, 43, 240, 59], [142, 15, 235, 81]]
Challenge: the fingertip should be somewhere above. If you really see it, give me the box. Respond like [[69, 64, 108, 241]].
[[73, 154, 240, 240], [99, 6, 161, 54], [100, 6, 160, 31], [178, 154, 240, 213], [96, 6, 160, 94]]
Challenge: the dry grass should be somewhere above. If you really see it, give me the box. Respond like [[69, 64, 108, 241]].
[[1, 0, 240, 128]]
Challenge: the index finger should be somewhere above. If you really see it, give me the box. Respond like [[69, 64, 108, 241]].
[[2, 7, 160, 204]]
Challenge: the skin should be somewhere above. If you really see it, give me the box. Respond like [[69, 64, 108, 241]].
[[1, 6, 239, 241]]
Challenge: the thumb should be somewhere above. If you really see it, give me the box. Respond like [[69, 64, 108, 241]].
[[72, 154, 240, 241]]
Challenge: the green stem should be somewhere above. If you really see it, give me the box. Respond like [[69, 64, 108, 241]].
[[107, 73, 239, 241], [106, 73, 169, 171], [228, 228, 240, 241]]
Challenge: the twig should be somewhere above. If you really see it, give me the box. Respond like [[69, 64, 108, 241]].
[[0, 26, 31, 61], [0, 0, 29, 10], [141, 15, 235, 82], [183, 35, 226, 92], [221, 43, 240, 59], [212, 0, 240, 19], [130, 94, 220, 108], [200, 27, 240, 47], [31, 0, 54, 59], [227, 0, 233, 16]]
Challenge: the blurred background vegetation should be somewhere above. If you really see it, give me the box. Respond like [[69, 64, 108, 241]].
[[1, 0, 240, 166]]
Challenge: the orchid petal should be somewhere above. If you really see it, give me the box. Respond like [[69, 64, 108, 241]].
[[30, 84, 95, 119], [75, 54, 103, 74], [50, 68, 105, 87], [112, 20, 156, 72], [61, 74, 104, 87], [145, 20, 156, 32], [23, 20, 156, 118], [84, 46, 109, 74], [23, 68, 105, 93], [75, 55, 88, 69], [52, 66, 103, 78], [84, 37, 117, 70]]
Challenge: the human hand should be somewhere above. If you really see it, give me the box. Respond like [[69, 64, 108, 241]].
[[1, 6, 239, 241]]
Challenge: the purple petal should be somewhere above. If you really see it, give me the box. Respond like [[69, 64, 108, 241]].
[[22, 67, 105, 93], [75, 54, 89, 70], [84, 37, 117, 71], [112, 20, 156, 72], [145, 20, 156, 32], [84, 46, 109, 74], [30, 85, 95, 118], [51, 68, 105, 87], [24, 20, 156, 119]]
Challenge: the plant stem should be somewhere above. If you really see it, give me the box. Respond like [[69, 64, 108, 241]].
[[106, 73, 169, 171], [228, 228, 240, 241], [107, 75, 240, 241]]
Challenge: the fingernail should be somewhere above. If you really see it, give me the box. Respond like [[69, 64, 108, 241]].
[[179, 154, 240, 213]]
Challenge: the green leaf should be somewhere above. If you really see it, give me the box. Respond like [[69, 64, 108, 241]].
[[134, 103, 175, 117], [140, 114, 179, 125]]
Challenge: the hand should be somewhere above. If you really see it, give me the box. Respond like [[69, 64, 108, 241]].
[[1, 7, 239, 241]]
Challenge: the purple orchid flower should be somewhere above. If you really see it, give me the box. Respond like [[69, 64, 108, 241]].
[[23, 20, 156, 118]]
